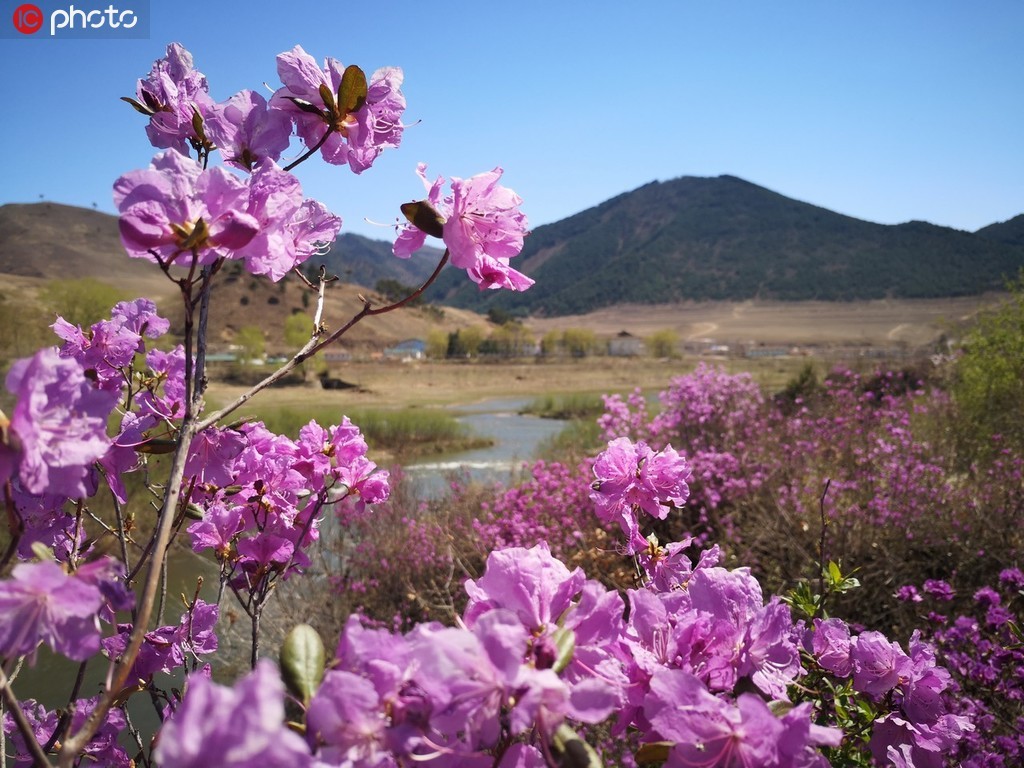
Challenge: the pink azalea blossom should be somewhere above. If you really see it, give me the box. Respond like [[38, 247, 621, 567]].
[[464, 543, 586, 631], [394, 164, 533, 291], [851, 630, 910, 699], [114, 150, 259, 266], [0, 559, 111, 661], [811, 617, 854, 677], [271, 45, 405, 173], [446, 169, 530, 268], [131, 42, 214, 153], [6, 348, 117, 499], [590, 437, 691, 552], [52, 298, 169, 393], [235, 159, 341, 281], [156, 660, 312, 768], [137, 345, 188, 420], [205, 90, 292, 171], [645, 669, 783, 767], [2, 695, 131, 767]]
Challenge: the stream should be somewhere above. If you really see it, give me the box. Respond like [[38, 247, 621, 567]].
[[402, 397, 567, 498]]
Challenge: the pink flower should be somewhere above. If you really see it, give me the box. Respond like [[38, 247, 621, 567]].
[[205, 90, 292, 171], [271, 45, 405, 173], [851, 630, 910, 699], [6, 348, 117, 499], [235, 160, 341, 281], [446, 169, 529, 267], [645, 669, 784, 767], [52, 298, 169, 393], [464, 544, 586, 631], [812, 617, 853, 677], [0, 560, 110, 661], [590, 437, 691, 552], [155, 660, 312, 767], [130, 43, 215, 153], [394, 164, 533, 291], [114, 150, 259, 266]]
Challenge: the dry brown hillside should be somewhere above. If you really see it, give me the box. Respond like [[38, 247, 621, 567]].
[[0, 202, 491, 354], [0, 202, 170, 298]]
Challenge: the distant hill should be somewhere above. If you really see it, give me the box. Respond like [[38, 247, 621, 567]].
[[0, 202, 168, 296], [423, 175, 1024, 316], [976, 214, 1024, 249], [6, 179, 1024, 324], [317, 233, 442, 292], [0, 202, 440, 295], [0, 202, 481, 353]]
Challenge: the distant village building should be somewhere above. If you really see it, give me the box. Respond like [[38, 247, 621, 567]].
[[744, 346, 790, 359], [205, 352, 238, 363], [608, 331, 645, 357], [323, 349, 353, 363], [383, 339, 426, 361]]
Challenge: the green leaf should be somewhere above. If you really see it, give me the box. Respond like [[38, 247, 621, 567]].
[[121, 95, 156, 116], [634, 742, 671, 765], [190, 108, 206, 143], [337, 64, 368, 115], [827, 561, 843, 584], [551, 627, 576, 674], [135, 438, 179, 455], [30, 542, 56, 561], [401, 201, 445, 239], [317, 83, 337, 112], [279, 624, 326, 705], [551, 724, 603, 768], [183, 504, 205, 521]]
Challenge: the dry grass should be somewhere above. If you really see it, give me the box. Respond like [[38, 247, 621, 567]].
[[525, 295, 1005, 348], [205, 355, 814, 416]]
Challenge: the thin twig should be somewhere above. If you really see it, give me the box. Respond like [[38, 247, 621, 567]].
[[110, 495, 132, 581], [41, 660, 88, 752], [818, 479, 832, 607], [195, 250, 449, 432], [283, 128, 333, 172]]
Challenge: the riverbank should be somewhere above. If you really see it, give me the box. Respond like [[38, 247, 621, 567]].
[[205, 355, 812, 414]]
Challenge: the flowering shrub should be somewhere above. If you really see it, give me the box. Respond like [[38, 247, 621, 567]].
[[896, 571, 1024, 766], [0, 40, 991, 768]]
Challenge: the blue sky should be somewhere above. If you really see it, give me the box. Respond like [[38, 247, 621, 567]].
[[0, 0, 1021, 240]]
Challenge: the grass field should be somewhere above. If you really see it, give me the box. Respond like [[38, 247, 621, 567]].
[[205, 355, 818, 417]]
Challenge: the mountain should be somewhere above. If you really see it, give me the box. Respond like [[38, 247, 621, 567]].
[[0, 202, 168, 295], [0, 202, 483, 354], [6, 178, 1024, 323], [976, 214, 1024, 249], [0, 202, 439, 296], [424, 175, 1024, 316], [315, 233, 442, 292]]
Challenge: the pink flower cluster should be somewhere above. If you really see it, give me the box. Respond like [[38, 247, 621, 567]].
[[185, 417, 389, 586], [811, 619, 973, 764], [154, 543, 854, 768], [270, 45, 406, 173], [117, 43, 533, 293], [0, 296, 391, 674], [590, 437, 691, 553], [897, 571, 1024, 766], [132, 42, 405, 175], [114, 149, 340, 280], [394, 163, 533, 291]]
